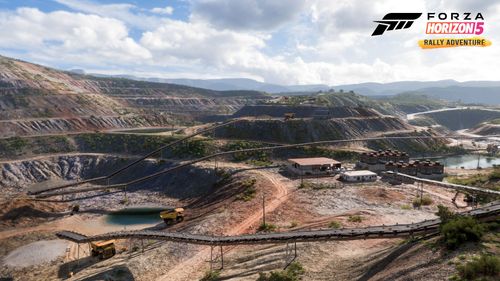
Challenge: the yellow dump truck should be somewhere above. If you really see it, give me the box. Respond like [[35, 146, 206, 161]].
[[160, 207, 185, 225], [90, 240, 116, 259]]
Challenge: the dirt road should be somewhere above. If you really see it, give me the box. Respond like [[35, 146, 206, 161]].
[[157, 167, 291, 281]]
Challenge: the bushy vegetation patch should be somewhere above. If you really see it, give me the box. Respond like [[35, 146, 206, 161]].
[[441, 216, 485, 249], [348, 215, 363, 223], [200, 270, 221, 281], [447, 168, 500, 192], [257, 262, 305, 281], [224, 140, 269, 162], [258, 223, 277, 232], [456, 254, 500, 281], [412, 195, 433, 207], [236, 179, 257, 201], [328, 221, 342, 229]]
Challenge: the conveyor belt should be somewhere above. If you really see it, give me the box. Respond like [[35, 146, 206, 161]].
[[28, 119, 241, 195], [35, 135, 471, 198], [385, 172, 500, 196], [56, 202, 499, 246]]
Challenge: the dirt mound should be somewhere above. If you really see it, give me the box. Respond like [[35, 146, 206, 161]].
[[0, 198, 67, 227], [357, 187, 406, 204]]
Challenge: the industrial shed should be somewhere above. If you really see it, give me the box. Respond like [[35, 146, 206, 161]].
[[341, 170, 377, 182], [287, 157, 341, 176]]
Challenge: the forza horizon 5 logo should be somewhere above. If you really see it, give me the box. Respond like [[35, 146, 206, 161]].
[[371, 13, 422, 36], [371, 12, 491, 49]]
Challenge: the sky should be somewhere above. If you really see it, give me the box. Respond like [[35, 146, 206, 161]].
[[0, 0, 499, 85]]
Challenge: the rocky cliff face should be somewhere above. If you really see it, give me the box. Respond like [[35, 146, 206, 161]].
[[0, 154, 215, 199]]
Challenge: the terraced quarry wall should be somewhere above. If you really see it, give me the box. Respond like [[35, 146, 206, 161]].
[[0, 114, 173, 137], [122, 96, 255, 118], [232, 105, 381, 118], [468, 123, 500, 136], [0, 55, 266, 136], [416, 109, 500, 130], [214, 117, 411, 143]]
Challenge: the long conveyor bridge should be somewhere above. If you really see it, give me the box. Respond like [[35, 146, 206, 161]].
[[57, 202, 499, 246]]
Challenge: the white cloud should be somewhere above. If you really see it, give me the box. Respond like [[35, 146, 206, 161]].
[[191, 0, 305, 30], [55, 0, 166, 30], [151, 6, 174, 15], [1, 0, 500, 85], [140, 19, 268, 67], [0, 7, 151, 66]]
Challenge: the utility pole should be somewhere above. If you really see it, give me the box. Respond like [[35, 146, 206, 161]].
[[262, 193, 266, 226], [419, 182, 423, 210], [477, 153, 480, 169]]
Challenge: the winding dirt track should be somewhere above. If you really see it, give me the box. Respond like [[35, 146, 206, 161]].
[[157, 169, 290, 281]]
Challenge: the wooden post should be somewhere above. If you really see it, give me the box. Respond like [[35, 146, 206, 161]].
[[220, 246, 224, 269], [419, 182, 423, 210], [77, 243, 80, 267], [210, 246, 213, 271], [214, 156, 218, 183], [262, 193, 266, 226]]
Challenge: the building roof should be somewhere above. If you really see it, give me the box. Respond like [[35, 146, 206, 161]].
[[343, 170, 377, 177], [288, 157, 340, 166]]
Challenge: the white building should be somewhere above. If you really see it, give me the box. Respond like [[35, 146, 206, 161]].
[[341, 170, 377, 182], [287, 157, 341, 176]]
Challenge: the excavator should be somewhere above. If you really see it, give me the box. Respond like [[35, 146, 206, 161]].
[[160, 208, 185, 225]]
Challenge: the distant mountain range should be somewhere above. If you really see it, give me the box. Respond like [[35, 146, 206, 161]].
[[331, 81, 500, 104], [79, 72, 331, 93], [73, 70, 500, 105]]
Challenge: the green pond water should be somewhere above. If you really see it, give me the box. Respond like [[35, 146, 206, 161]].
[[429, 154, 500, 169], [106, 207, 164, 225]]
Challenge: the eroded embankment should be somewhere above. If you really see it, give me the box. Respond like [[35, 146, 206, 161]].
[[468, 123, 500, 136], [413, 109, 500, 130], [0, 154, 215, 200], [0, 114, 173, 138], [214, 117, 412, 143]]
